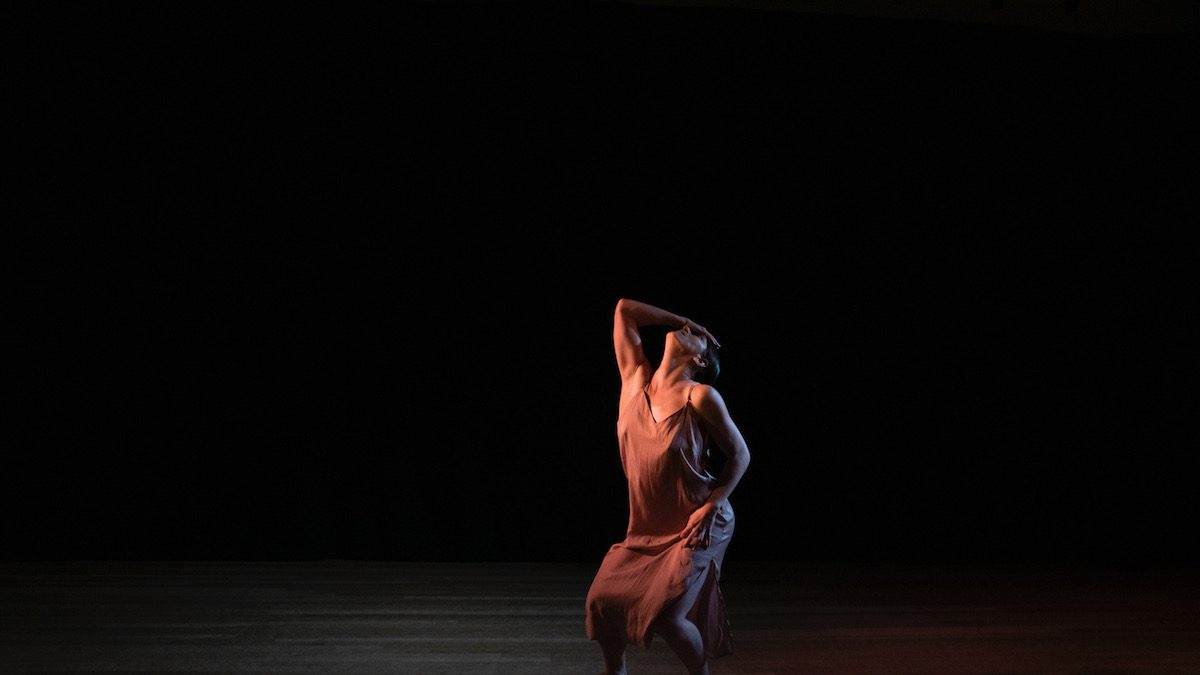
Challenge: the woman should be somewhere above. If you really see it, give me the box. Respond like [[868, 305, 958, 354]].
[[585, 298, 752, 675]]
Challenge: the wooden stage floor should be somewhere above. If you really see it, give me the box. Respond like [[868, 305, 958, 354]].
[[2, 560, 1197, 674]]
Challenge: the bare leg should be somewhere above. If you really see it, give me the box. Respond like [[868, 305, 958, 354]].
[[650, 564, 712, 675], [593, 622, 628, 675]]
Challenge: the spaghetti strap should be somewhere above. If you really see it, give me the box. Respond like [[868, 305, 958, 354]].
[[687, 383, 697, 404]]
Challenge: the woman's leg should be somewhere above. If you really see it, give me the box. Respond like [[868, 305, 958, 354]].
[[593, 622, 628, 675], [650, 563, 712, 675]]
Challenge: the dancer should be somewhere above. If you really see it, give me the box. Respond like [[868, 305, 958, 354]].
[[585, 298, 752, 675]]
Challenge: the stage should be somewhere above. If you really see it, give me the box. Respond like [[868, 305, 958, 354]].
[[2, 561, 1197, 674]]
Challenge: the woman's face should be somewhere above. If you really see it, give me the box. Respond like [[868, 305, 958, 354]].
[[668, 323, 708, 357]]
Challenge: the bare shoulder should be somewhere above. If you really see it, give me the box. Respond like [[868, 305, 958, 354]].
[[690, 383, 730, 419]]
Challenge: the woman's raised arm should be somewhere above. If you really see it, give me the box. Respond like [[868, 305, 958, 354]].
[[613, 298, 686, 382]]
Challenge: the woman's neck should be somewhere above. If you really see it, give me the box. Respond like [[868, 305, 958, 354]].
[[651, 359, 695, 390]]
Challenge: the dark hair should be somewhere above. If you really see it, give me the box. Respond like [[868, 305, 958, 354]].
[[694, 341, 721, 385]]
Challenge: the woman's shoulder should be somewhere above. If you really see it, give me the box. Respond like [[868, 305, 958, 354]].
[[689, 383, 727, 414]]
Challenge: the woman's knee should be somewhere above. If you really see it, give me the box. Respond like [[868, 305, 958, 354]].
[[651, 609, 689, 636]]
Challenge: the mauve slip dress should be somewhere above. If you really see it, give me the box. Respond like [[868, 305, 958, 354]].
[[584, 380, 735, 659]]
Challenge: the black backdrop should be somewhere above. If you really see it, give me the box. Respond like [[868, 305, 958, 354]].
[[10, 1, 1196, 565]]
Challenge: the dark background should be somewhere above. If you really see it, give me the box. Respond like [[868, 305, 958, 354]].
[[10, 1, 1196, 565]]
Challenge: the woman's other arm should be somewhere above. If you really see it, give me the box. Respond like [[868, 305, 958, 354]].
[[692, 385, 751, 505], [680, 384, 750, 548]]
